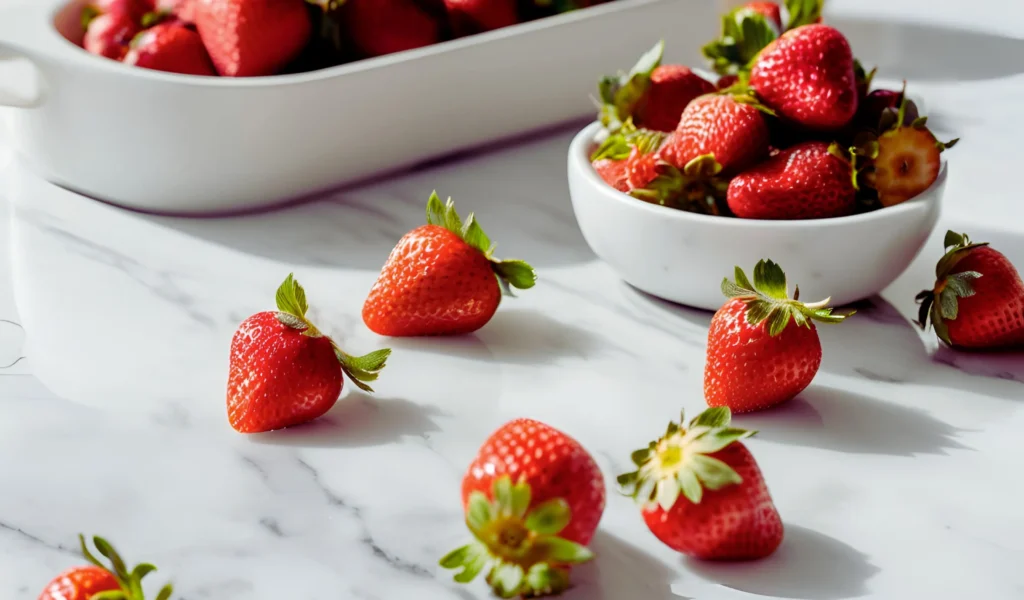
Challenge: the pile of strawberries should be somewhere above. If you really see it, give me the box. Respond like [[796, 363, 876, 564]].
[[592, 0, 958, 219], [79, 0, 616, 77]]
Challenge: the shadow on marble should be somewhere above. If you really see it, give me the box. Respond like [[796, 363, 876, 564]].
[[248, 393, 445, 448], [566, 531, 682, 600], [734, 386, 967, 456], [684, 524, 880, 600], [475, 309, 608, 363], [834, 16, 1024, 82]]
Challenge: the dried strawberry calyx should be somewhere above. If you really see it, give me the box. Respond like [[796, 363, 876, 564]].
[[78, 534, 173, 600], [617, 407, 753, 510], [722, 259, 854, 336], [596, 40, 664, 133], [425, 192, 537, 297], [702, 6, 778, 76], [631, 153, 730, 215], [274, 273, 391, 392], [914, 230, 988, 344], [590, 121, 664, 162], [440, 475, 593, 598]]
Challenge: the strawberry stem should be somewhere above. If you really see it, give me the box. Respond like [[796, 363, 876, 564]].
[[78, 534, 173, 600]]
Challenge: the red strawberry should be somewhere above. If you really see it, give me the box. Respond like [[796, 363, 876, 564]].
[[124, 22, 217, 75], [85, 0, 149, 22], [916, 231, 1024, 350], [362, 192, 536, 337], [195, 0, 311, 77], [83, 12, 140, 60], [228, 274, 390, 433], [659, 93, 770, 175], [40, 535, 173, 600], [596, 40, 665, 132], [618, 407, 783, 560], [590, 129, 665, 193], [727, 141, 856, 220], [705, 260, 852, 412], [716, 74, 739, 90], [743, 1, 781, 30], [153, 0, 198, 22], [445, 0, 517, 36], [633, 65, 716, 132], [749, 24, 858, 131], [342, 0, 441, 58], [441, 418, 606, 597], [592, 157, 629, 192]]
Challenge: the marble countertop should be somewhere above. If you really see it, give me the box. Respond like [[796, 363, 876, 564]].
[[3, 1, 1024, 599]]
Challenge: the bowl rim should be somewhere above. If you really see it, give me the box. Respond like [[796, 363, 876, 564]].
[[569, 120, 947, 229]]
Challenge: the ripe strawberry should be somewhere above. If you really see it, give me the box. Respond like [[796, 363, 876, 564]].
[[590, 128, 665, 193], [195, 0, 311, 77], [592, 157, 629, 192], [705, 260, 852, 412], [362, 192, 536, 337], [153, 0, 198, 22], [744, 1, 781, 30], [749, 24, 858, 131], [596, 40, 665, 132], [342, 0, 441, 58], [727, 141, 856, 220], [659, 93, 770, 176], [916, 231, 1024, 350], [125, 22, 217, 75], [633, 65, 716, 132], [441, 418, 606, 597], [40, 534, 173, 600], [84, 0, 149, 23], [618, 406, 783, 560], [83, 12, 140, 60], [228, 274, 390, 433], [863, 91, 957, 207], [445, 0, 517, 36]]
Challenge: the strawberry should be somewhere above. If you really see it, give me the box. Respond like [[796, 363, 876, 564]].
[[195, 0, 311, 77], [440, 418, 606, 597], [84, 0, 150, 23], [83, 12, 141, 60], [659, 93, 770, 176], [749, 24, 858, 131], [705, 260, 852, 412], [153, 0, 198, 22], [862, 90, 957, 207], [228, 274, 390, 433], [592, 157, 629, 192], [40, 534, 173, 600], [633, 65, 716, 132], [362, 192, 536, 337], [342, 0, 441, 58], [590, 128, 665, 193], [716, 74, 739, 90], [916, 231, 1024, 350], [727, 141, 856, 220], [124, 22, 217, 75], [617, 406, 783, 560], [596, 41, 665, 133], [445, 0, 517, 36], [852, 88, 919, 134]]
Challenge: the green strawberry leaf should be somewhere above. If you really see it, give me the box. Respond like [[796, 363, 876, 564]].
[[524, 499, 570, 535], [785, 0, 824, 30], [689, 406, 730, 428], [275, 273, 309, 320], [702, 7, 777, 76]]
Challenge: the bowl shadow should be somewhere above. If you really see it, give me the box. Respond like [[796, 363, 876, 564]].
[[684, 524, 881, 600], [247, 392, 445, 448], [565, 531, 682, 600]]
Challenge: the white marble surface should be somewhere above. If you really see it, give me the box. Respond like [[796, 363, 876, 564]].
[[3, 1, 1024, 599]]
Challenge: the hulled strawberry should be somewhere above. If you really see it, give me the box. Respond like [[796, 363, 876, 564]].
[[727, 141, 856, 219], [342, 0, 441, 58], [362, 192, 536, 337], [445, 0, 517, 36], [195, 0, 311, 77], [659, 93, 771, 176], [916, 231, 1024, 350], [40, 535, 173, 600], [441, 418, 606, 597], [618, 407, 783, 560], [83, 11, 141, 60], [228, 274, 390, 433], [124, 22, 217, 75], [749, 24, 858, 131], [705, 260, 852, 412]]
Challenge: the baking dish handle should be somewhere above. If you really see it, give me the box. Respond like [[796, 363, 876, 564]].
[[0, 41, 42, 109]]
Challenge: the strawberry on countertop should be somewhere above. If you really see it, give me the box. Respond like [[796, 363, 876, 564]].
[[125, 22, 217, 75], [39, 535, 173, 600], [705, 260, 853, 413], [618, 406, 783, 560], [916, 231, 1024, 351], [228, 274, 391, 433], [441, 418, 606, 597], [362, 192, 536, 337], [195, 0, 311, 77]]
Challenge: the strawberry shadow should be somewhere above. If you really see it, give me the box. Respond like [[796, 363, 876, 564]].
[[682, 524, 880, 600], [732, 386, 968, 456], [247, 392, 445, 448], [565, 531, 683, 600], [473, 309, 608, 364]]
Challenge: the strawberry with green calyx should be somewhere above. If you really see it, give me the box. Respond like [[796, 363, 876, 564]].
[[590, 123, 664, 162], [228, 274, 391, 433], [915, 231, 1024, 350], [596, 41, 665, 133], [363, 193, 536, 337], [630, 154, 730, 216], [440, 475, 595, 598], [617, 407, 784, 560], [705, 260, 853, 413], [701, 4, 778, 77], [40, 534, 173, 600]]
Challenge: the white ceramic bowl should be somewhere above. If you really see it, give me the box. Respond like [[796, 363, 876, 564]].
[[0, 0, 719, 214], [567, 122, 945, 311]]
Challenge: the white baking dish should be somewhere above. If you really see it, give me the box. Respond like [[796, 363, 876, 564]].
[[0, 0, 719, 214]]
